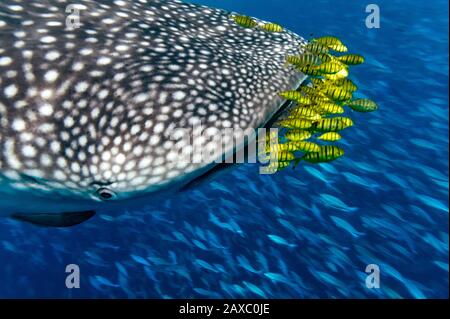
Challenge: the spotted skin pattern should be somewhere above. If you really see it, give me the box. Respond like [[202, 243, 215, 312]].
[[0, 0, 307, 203]]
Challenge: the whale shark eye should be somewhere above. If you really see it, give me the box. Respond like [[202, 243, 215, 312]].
[[96, 187, 116, 201]]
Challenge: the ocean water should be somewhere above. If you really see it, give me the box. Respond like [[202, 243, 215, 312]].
[[0, 0, 448, 298]]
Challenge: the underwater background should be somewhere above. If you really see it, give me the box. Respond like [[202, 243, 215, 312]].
[[0, 0, 448, 298]]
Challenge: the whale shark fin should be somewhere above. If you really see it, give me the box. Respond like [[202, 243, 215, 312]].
[[11, 210, 96, 227]]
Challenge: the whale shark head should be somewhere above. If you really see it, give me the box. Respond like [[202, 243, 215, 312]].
[[0, 0, 306, 211]]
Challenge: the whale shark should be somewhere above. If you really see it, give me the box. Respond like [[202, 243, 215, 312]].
[[0, 0, 307, 226]]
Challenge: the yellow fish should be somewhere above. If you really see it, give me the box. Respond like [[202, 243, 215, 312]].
[[286, 54, 322, 67], [285, 141, 321, 153], [286, 55, 304, 66], [317, 53, 333, 63], [231, 15, 258, 28], [315, 102, 345, 114], [305, 42, 329, 54], [278, 118, 313, 129], [260, 22, 283, 33], [323, 86, 353, 102], [337, 116, 353, 126], [331, 78, 358, 92], [270, 150, 295, 162], [265, 143, 287, 153], [285, 130, 312, 141], [314, 117, 354, 132], [323, 68, 349, 80], [297, 65, 323, 77], [289, 107, 322, 120], [310, 78, 325, 88], [313, 36, 348, 52], [301, 145, 345, 163], [279, 91, 312, 105], [300, 86, 321, 96], [317, 132, 342, 141], [309, 95, 332, 104], [315, 61, 346, 74], [347, 98, 378, 112], [337, 54, 365, 65], [300, 85, 318, 96]]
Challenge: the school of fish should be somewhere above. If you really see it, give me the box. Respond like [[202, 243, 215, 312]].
[[257, 32, 378, 173]]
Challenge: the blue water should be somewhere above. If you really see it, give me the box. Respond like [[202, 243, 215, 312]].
[[0, 0, 448, 298]]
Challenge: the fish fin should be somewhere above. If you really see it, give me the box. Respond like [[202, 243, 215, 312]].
[[293, 157, 303, 169], [11, 210, 96, 227]]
